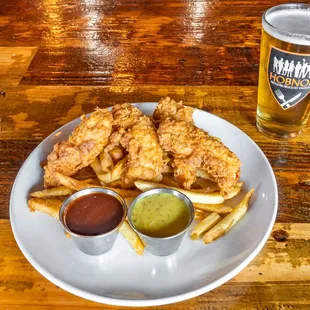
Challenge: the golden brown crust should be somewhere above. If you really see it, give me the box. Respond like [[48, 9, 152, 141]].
[[109, 104, 166, 186], [44, 108, 113, 188], [112, 103, 143, 129], [153, 96, 194, 125], [157, 118, 241, 197], [120, 115, 165, 185]]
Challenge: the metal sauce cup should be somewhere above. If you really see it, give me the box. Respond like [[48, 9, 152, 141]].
[[128, 188, 194, 256], [59, 188, 127, 255]]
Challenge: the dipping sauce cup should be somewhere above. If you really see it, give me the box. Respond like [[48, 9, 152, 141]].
[[59, 188, 127, 255], [128, 188, 194, 256]]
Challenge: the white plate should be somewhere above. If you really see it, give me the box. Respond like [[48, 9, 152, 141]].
[[10, 103, 278, 307]]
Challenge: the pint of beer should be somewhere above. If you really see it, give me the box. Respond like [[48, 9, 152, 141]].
[[257, 4, 310, 139]]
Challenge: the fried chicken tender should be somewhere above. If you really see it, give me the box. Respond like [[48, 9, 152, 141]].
[[109, 104, 166, 186], [106, 103, 144, 151], [112, 103, 143, 129], [153, 96, 194, 124], [155, 100, 241, 197], [44, 108, 113, 188], [44, 142, 82, 188]]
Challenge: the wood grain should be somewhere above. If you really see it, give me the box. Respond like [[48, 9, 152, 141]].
[[21, 46, 260, 86], [0, 85, 309, 141], [0, 47, 37, 86], [0, 0, 309, 308], [0, 220, 309, 309], [0, 0, 293, 86]]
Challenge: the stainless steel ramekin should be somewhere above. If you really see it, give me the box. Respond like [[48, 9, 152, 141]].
[[127, 188, 194, 256], [59, 187, 127, 255]]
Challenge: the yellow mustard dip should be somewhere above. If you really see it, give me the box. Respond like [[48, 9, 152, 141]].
[[131, 193, 190, 238]]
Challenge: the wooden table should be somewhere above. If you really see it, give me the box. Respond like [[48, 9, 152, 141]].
[[0, 0, 309, 308]]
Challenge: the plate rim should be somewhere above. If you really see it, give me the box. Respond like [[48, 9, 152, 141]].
[[10, 102, 278, 307]]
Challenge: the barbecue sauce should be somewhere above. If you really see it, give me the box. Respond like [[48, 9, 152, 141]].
[[64, 193, 123, 236]]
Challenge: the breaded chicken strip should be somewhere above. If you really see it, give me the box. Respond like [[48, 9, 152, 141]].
[[112, 103, 143, 129], [44, 108, 113, 188], [106, 103, 143, 151], [108, 104, 166, 186], [121, 115, 165, 185], [158, 119, 241, 196], [155, 99, 241, 197], [44, 142, 82, 188], [153, 96, 194, 124]]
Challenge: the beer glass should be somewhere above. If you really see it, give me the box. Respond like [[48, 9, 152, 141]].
[[256, 3, 310, 139]]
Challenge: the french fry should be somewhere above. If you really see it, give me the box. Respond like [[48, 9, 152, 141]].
[[203, 189, 254, 244], [191, 182, 243, 196], [225, 182, 243, 199], [134, 180, 224, 204], [99, 152, 114, 172], [30, 186, 73, 198], [111, 156, 127, 181], [55, 172, 140, 198], [90, 158, 111, 185], [191, 213, 221, 240], [55, 172, 100, 190], [90, 158, 104, 176], [28, 198, 63, 219], [161, 175, 179, 187], [161, 165, 173, 174], [97, 172, 112, 184], [194, 209, 207, 220], [96, 157, 127, 185], [109, 146, 124, 162], [118, 221, 144, 255], [194, 203, 233, 214], [29, 179, 95, 199], [108, 179, 134, 189]]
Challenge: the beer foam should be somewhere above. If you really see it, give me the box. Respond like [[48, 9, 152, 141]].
[[263, 8, 310, 46]]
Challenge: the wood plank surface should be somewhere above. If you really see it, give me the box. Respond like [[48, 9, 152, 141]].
[[0, 85, 309, 142], [0, 0, 294, 86], [0, 0, 310, 308], [21, 46, 260, 86], [0, 47, 37, 86]]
